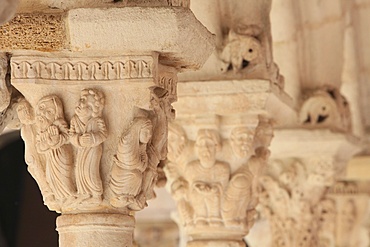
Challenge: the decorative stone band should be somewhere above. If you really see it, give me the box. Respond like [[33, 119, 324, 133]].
[[57, 214, 135, 247], [11, 56, 156, 81], [0, 13, 66, 51]]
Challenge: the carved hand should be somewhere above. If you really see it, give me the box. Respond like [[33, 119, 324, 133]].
[[194, 182, 212, 193], [79, 133, 94, 147], [47, 126, 60, 146]]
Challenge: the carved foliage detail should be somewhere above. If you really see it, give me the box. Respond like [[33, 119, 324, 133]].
[[258, 158, 336, 247], [165, 117, 273, 235]]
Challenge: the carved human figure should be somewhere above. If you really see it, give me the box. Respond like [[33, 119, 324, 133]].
[[185, 129, 230, 226], [165, 123, 195, 226], [138, 88, 169, 205], [34, 95, 75, 206], [229, 126, 254, 159], [110, 117, 153, 209], [70, 89, 107, 205], [17, 99, 57, 209]]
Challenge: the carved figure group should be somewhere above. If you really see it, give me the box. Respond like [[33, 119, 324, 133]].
[[165, 117, 273, 231], [16, 88, 108, 211]]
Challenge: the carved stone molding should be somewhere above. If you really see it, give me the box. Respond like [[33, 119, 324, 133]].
[[11, 57, 155, 81]]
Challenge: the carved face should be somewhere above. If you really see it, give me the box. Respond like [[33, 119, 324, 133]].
[[149, 93, 161, 113], [17, 101, 34, 125], [196, 137, 217, 168], [230, 127, 254, 158], [255, 125, 273, 147], [168, 131, 185, 159], [76, 93, 94, 119], [36, 99, 57, 131]]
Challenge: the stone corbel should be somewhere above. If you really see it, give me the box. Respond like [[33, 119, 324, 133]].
[[299, 86, 352, 132], [217, 0, 284, 88]]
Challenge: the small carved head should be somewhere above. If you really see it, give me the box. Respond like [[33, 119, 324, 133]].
[[168, 123, 187, 160], [36, 95, 63, 131], [139, 119, 153, 144], [230, 126, 254, 158], [17, 100, 34, 125], [76, 88, 105, 119], [150, 87, 169, 114], [195, 129, 221, 168], [254, 117, 274, 148]]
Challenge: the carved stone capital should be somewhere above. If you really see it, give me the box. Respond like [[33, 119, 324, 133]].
[[249, 129, 362, 247], [164, 79, 294, 246], [10, 54, 177, 246], [165, 117, 272, 244]]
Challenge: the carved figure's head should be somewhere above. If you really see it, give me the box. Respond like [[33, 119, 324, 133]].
[[168, 123, 187, 161], [195, 129, 221, 168], [230, 126, 254, 158], [150, 87, 170, 116], [76, 88, 105, 119], [17, 100, 34, 125], [254, 117, 273, 148], [139, 119, 153, 144], [36, 95, 63, 131]]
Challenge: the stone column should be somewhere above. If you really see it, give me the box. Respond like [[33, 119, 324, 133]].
[[247, 87, 362, 247], [2, 3, 214, 247], [164, 80, 295, 247]]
